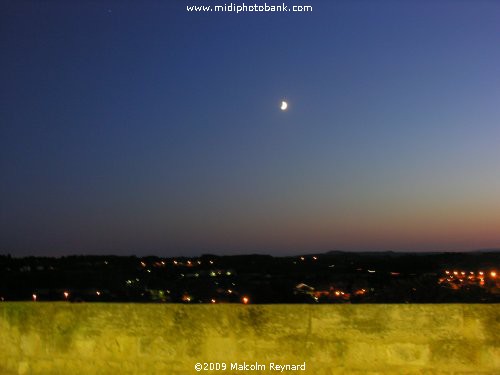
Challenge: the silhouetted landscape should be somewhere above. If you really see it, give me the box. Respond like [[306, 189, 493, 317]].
[[1, 251, 498, 303]]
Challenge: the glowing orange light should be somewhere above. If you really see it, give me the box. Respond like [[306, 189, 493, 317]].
[[461, 271, 465, 276], [312, 256, 317, 260], [335, 291, 340, 296], [479, 271, 484, 275], [300, 257, 305, 261], [63, 291, 69, 299], [491, 271, 497, 278], [242, 296, 249, 304], [211, 299, 216, 304], [445, 270, 450, 275], [96, 291, 101, 296], [453, 271, 458, 275], [32, 294, 37, 302]]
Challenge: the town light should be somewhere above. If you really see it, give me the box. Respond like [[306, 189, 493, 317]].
[[242, 296, 249, 304], [32, 294, 37, 302]]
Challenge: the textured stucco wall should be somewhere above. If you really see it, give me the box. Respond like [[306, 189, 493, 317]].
[[0, 303, 498, 374]]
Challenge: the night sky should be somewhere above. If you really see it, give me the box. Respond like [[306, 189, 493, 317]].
[[1, 1, 500, 257]]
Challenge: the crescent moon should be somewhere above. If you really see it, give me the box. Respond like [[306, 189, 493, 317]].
[[280, 101, 288, 111]]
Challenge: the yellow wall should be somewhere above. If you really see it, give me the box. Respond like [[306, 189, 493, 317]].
[[0, 303, 499, 374]]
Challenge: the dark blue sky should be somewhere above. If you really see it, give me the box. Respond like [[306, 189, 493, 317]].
[[1, 1, 500, 256]]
